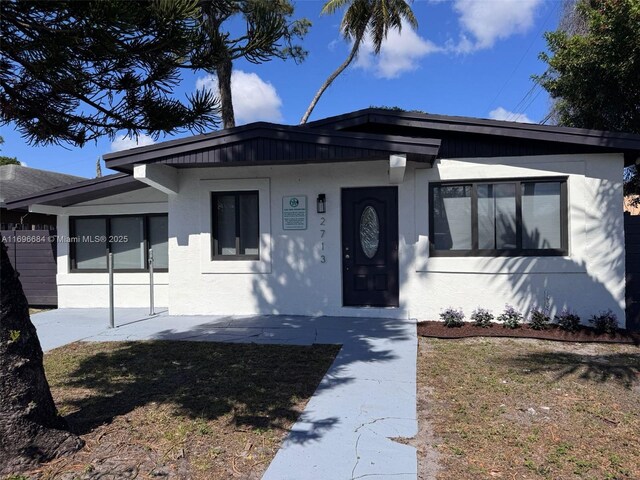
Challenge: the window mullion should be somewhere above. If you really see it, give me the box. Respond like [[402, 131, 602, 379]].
[[212, 194, 218, 258], [70, 219, 76, 270], [106, 217, 112, 259], [235, 194, 241, 256], [471, 183, 478, 252], [561, 181, 568, 253], [492, 184, 498, 250], [515, 182, 523, 250], [143, 215, 149, 271]]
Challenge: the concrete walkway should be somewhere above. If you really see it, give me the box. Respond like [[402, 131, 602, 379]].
[[31, 309, 418, 480]]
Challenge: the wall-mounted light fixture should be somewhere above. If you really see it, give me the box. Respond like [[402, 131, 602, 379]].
[[317, 194, 326, 214]]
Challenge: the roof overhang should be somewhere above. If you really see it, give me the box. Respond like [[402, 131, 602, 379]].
[[103, 123, 441, 172], [306, 109, 640, 166], [5, 173, 146, 210]]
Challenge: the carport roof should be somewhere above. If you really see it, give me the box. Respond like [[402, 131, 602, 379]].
[[6, 173, 145, 209]]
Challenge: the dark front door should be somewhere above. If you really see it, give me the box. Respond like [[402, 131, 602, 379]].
[[342, 187, 399, 307]]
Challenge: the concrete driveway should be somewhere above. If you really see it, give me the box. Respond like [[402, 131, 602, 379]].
[[31, 308, 418, 480]]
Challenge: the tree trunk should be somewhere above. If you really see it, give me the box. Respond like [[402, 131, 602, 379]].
[[0, 241, 83, 475], [300, 37, 363, 125], [216, 57, 235, 129]]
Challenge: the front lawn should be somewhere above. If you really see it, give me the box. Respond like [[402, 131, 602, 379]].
[[27, 341, 340, 479], [417, 337, 640, 479]]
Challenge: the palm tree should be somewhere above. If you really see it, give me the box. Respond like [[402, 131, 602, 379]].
[[300, 0, 417, 124]]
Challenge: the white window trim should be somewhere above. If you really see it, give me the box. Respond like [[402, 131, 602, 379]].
[[199, 178, 271, 274]]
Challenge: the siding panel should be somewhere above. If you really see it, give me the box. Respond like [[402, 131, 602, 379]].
[[152, 138, 402, 168], [1, 229, 57, 306]]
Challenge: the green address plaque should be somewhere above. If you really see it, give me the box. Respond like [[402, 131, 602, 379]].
[[282, 195, 307, 230]]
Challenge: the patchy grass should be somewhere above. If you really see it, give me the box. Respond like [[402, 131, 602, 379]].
[[27, 341, 340, 479], [418, 337, 640, 480]]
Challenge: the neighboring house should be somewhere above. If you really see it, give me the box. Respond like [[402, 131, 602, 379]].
[[1, 165, 85, 306], [7, 109, 640, 328], [0, 164, 85, 229]]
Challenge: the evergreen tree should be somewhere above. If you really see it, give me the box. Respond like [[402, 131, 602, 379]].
[[0, 0, 219, 147], [0, 1, 220, 472], [192, 0, 310, 128]]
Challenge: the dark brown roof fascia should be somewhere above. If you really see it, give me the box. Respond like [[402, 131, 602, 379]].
[[103, 123, 441, 170], [6, 173, 143, 209], [306, 109, 640, 152]]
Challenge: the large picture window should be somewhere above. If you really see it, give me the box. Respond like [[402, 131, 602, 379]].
[[212, 191, 259, 260], [430, 178, 567, 256], [70, 214, 168, 271]]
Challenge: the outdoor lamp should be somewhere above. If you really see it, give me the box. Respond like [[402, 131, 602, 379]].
[[317, 194, 326, 213]]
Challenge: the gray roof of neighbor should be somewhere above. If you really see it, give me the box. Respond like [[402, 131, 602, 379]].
[[0, 165, 85, 206]]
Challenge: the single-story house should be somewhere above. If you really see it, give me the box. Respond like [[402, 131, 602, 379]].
[[7, 109, 640, 327]]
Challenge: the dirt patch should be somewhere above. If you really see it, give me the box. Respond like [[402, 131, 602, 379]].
[[417, 337, 640, 479], [418, 321, 640, 345], [15, 340, 340, 480]]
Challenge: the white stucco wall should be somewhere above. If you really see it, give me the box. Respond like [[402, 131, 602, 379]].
[[169, 161, 411, 318], [411, 153, 626, 325], [54, 187, 169, 308], [47, 152, 625, 327], [168, 153, 626, 327]]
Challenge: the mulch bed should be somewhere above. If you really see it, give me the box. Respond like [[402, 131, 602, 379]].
[[417, 321, 640, 345]]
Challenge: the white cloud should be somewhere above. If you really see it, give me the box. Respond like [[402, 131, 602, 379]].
[[19, 161, 27, 167], [354, 22, 440, 79], [489, 107, 534, 123], [196, 70, 283, 125], [110, 133, 155, 152], [449, 0, 544, 53]]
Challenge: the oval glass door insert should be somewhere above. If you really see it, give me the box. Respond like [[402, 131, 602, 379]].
[[360, 206, 380, 259]]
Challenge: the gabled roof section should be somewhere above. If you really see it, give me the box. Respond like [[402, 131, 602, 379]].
[[6, 173, 145, 209], [306, 108, 640, 165], [103, 122, 441, 172], [0, 165, 85, 206]]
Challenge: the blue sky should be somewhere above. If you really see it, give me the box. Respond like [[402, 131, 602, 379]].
[[1, 0, 561, 178]]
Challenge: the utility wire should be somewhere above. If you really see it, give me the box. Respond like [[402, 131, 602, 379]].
[[539, 111, 554, 125], [514, 86, 545, 121], [489, 1, 561, 118], [505, 81, 540, 121]]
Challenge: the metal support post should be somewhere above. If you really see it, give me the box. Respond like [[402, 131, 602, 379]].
[[108, 252, 115, 328], [148, 248, 155, 316]]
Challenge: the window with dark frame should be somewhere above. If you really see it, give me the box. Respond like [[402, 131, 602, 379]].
[[211, 191, 259, 260], [69, 214, 168, 272], [429, 178, 568, 257]]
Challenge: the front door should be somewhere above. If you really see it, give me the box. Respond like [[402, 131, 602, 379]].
[[341, 187, 399, 307]]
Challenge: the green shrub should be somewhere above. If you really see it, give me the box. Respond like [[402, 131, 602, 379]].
[[440, 307, 465, 327], [555, 309, 581, 332], [470, 308, 494, 327], [498, 304, 523, 329], [589, 310, 618, 334], [529, 308, 551, 330]]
